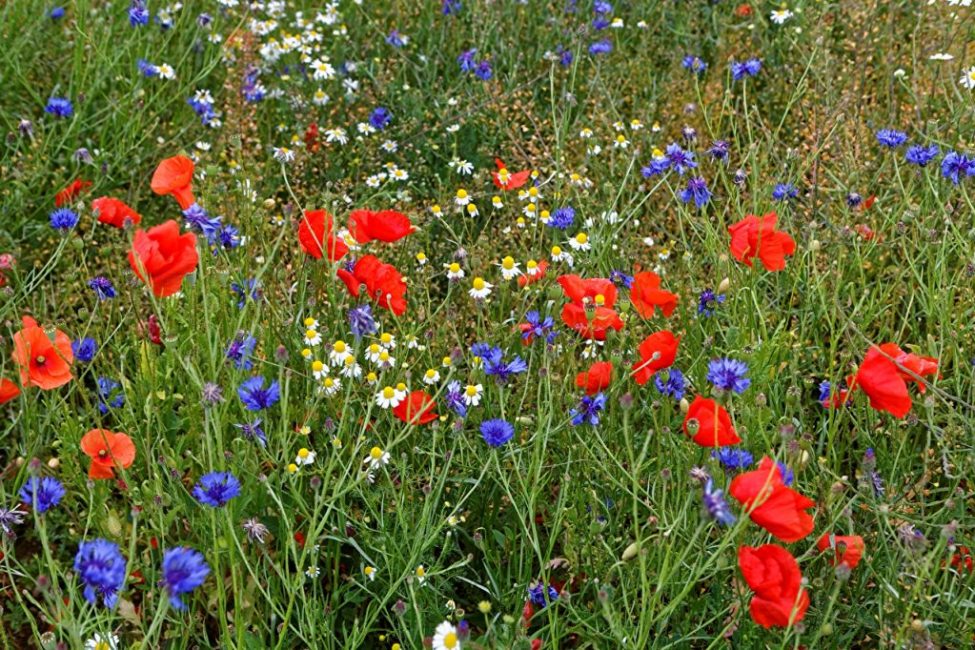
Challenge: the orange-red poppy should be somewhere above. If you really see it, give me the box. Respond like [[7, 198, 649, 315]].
[[491, 158, 532, 191], [631, 331, 679, 385], [55, 179, 92, 207], [128, 220, 199, 297], [729, 457, 815, 543], [11, 316, 73, 390], [738, 544, 809, 628], [0, 378, 20, 404], [849, 343, 938, 418], [81, 429, 136, 479], [557, 275, 623, 340], [150, 155, 196, 209], [92, 196, 141, 228], [683, 395, 740, 446], [728, 212, 796, 271], [298, 209, 349, 261], [348, 209, 414, 244], [337, 255, 408, 316], [816, 533, 865, 570], [518, 260, 548, 288], [630, 271, 678, 318], [576, 361, 613, 395], [392, 390, 438, 425]]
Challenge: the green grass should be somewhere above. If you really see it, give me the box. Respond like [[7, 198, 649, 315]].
[[1, 0, 975, 648]]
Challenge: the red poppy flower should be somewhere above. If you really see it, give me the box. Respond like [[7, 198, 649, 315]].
[[298, 209, 350, 261], [729, 457, 815, 543], [128, 220, 200, 297], [631, 331, 679, 385], [630, 271, 679, 318], [150, 155, 196, 209], [80, 429, 136, 480], [682, 395, 740, 446], [558, 275, 623, 340], [304, 122, 320, 152], [492, 158, 532, 191], [92, 197, 142, 228], [735, 3, 753, 18], [55, 179, 92, 207], [949, 546, 974, 574], [337, 255, 408, 316], [392, 390, 438, 425], [850, 343, 938, 418], [728, 212, 796, 271], [11, 316, 73, 390], [738, 544, 810, 628], [348, 209, 414, 244], [576, 361, 613, 395], [518, 260, 548, 288], [0, 378, 20, 404], [816, 533, 865, 570]]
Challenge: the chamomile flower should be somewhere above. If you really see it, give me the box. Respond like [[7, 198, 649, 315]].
[[451, 159, 474, 175], [391, 167, 410, 181], [311, 359, 328, 379], [469, 277, 493, 299], [273, 147, 295, 164], [416, 251, 428, 265], [492, 196, 504, 210], [303, 316, 319, 330], [463, 383, 483, 406], [568, 232, 591, 251], [329, 340, 351, 365], [340, 355, 362, 378], [362, 565, 378, 581], [770, 8, 794, 24], [630, 119, 644, 131], [960, 66, 975, 90], [365, 343, 384, 364], [423, 368, 441, 385], [498, 256, 521, 280], [295, 447, 316, 466], [304, 329, 322, 346], [301, 347, 313, 360], [522, 203, 537, 219], [85, 634, 119, 650], [319, 376, 341, 396], [375, 386, 404, 409], [432, 621, 461, 650], [430, 204, 444, 218], [156, 63, 176, 79], [415, 565, 427, 584], [365, 372, 378, 385], [313, 89, 329, 105], [466, 203, 479, 218], [381, 140, 398, 153], [551, 244, 574, 266], [454, 189, 470, 207], [305, 565, 321, 579], [324, 127, 348, 145], [579, 127, 594, 139], [613, 134, 630, 149], [379, 332, 395, 349], [364, 446, 391, 470], [445, 263, 465, 281], [376, 350, 396, 369]]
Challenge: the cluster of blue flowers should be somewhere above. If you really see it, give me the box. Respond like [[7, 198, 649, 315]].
[[457, 49, 493, 81]]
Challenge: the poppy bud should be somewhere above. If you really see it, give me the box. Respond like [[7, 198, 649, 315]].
[[621, 541, 640, 561], [810, 239, 821, 251], [263, 198, 276, 210], [680, 398, 690, 413], [717, 277, 730, 294], [47, 457, 60, 469], [685, 418, 699, 435]]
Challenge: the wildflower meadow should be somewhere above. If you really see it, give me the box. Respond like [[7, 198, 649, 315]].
[[3, 0, 975, 648]]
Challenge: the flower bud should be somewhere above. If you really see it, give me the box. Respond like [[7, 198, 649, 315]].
[[717, 277, 730, 294], [680, 398, 690, 413], [621, 541, 640, 561]]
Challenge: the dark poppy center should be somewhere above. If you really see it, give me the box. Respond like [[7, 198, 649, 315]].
[[98, 449, 108, 459], [34, 355, 46, 365]]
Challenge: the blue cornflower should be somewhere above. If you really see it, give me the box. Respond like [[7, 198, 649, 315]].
[[235, 419, 266, 446], [45, 97, 73, 118], [385, 29, 407, 48], [682, 55, 708, 75], [137, 59, 158, 77], [702, 479, 736, 526], [161, 547, 210, 610], [697, 288, 725, 316], [129, 0, 149, 26], [777, 462, 795, 487], [74, 539, 126, 608], [348, 304, 378, 338], [818, 380, 832, 403], [192, 472, 241, 508], [527, 582, 559, 608], [241, 66, 265, 103], [187, 93, 219, 127], [445, 380, 468, 418], [556, 46, 573, 67], [215, 224, 241, 251], [225, 333, 257, 370], [50, 6, 65, 19], [609, 269, 633, 289], [474, 343, 528, 384], [664, 143, 697, 175], [941, 151, 974, 185], [570, 393, 607, 426], [369, 107, 392, 130], [682, 126, 697, 143], [19, 476, 65, 513], [474, 60, 493, 81], [588, 39, 613, 56], [480, 418, 514, 447], [707, 140, 730, 161], [522, 311, 557, 345], [712, 447, 754, 471], [49, 208, 79, 231], [442, 0, 462, 14], [707, 358, 751, 394], [230, 278, 262, 309], [594, 0, 613, 13], [772, 183, 799, 201], [654, 368, 686, 400], [238, 376, 280, 411], [72, 337, 98, 363], [731, 59, 762, 80], [641, 155, 671, 178], [549, 206, 575, 230], [182, 203, 222, 241], [846, 192, 863, 208], [905, 144, 939, 167], [875, 129, 908, 148], [457, 49, 477, 73], [97, 376, 125, 414], [680, 177, 711, 208], [592, 16, 610, 30], [88, 276, 116, 301]]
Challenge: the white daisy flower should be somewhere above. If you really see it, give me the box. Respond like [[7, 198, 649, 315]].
[[462, 384, 483, 406], [295, 448, 316, 466]]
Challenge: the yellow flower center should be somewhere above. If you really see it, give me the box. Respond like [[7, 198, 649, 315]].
[[552, 245, 563, 256], [425, 369, 437, 379], [448, 263, 460, 273], [396, 382, 406, 391], [472, 277, 485, 290], [301, 348, 312, 358], [456, 189, 467, 199], [502, 256, 514, 270], [416, 252, 426, 261], [465, 385, 478, 397], [466, 203, 478, 214], [382, 387, 395, 399], [528, 187, 538, 197], [525, 203, 536, 213], [305, 329, 317, 339], [575, 233, 588, 244], [370, 447, 383, 460], [527, 260, 538, 270], [594, 294, 605, 306], [303, 317, 316, 327], [334, 341, 346, 353], [311, 360, 324, 372], [344, 356, 355, 366], [443, 632, 458, 649], [298, 448, 310, 459], [379, 351, 390, 362], [380, 333, 392, 344]]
